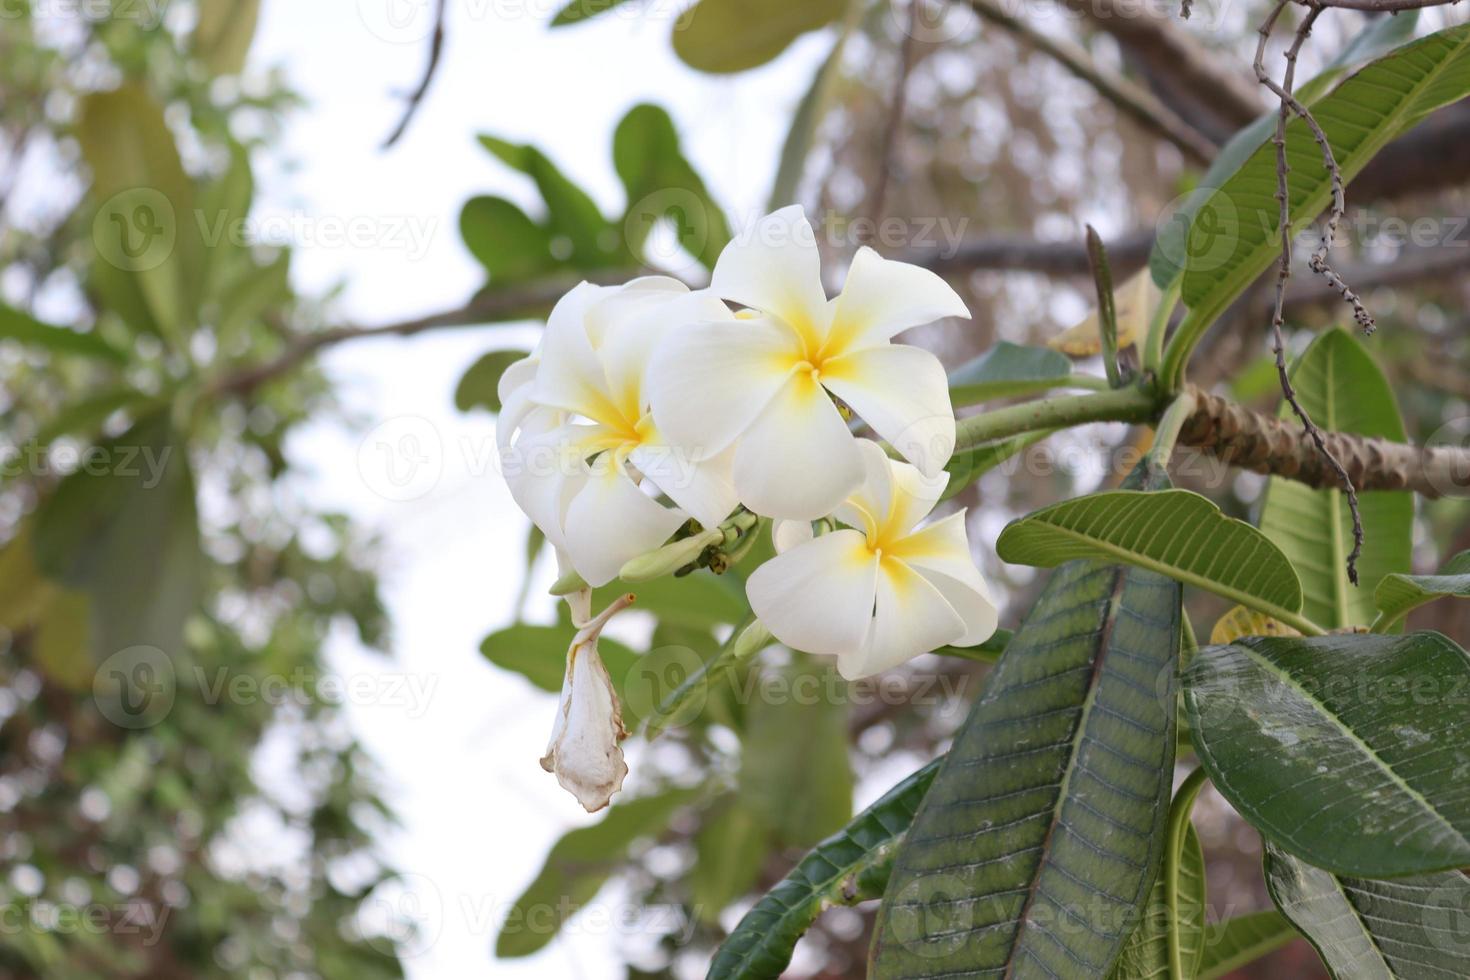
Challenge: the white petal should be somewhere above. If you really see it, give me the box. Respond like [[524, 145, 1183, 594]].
[[827, 246, 970, 352], [838, 558, 966, 680], [771, 519, 814, 554], [562, 462, 686, 587], [531, 282, 622, 424], [891, 510, 998, 646], [746, 529, 878, 657], [503, 424, 589, 552], [629, 437, 738, 530], [583, 275, 687, 348], [497, 354, 538, 405], [820, 344, 955, 477], [541, 634, 628, 812], [886, 456, 947, 537], [600, 289, 732, 423], [733, 373, 864, 520], [833, 439, 896, 540], [646, 316, 800, 459], [711, 205, 830, 347]]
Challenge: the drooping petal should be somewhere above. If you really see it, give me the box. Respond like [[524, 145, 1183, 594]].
[[541, 593, 634, 812], [820, 343, 955, 478], [562, 461, 686, 586], [733, 372, 864, 520], [711, 205, 830, 349], [826, 246, 970, 354], [890, 510, 998, 646], [600, 288, 732, 424], [746, 528, 878, 658], [629, 437, 738, 531], [646, 316, 800, 460], [837, 558, 966, 680], [531, 282, 623, 425]]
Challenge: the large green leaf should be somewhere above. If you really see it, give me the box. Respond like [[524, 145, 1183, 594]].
[[1258, 329, 1412, 631], [459, 196, 557, 282], [672, 0, 847, 74], [693, 800, 771, 926], [997, 488, 1305, 625], [1177, 24, 1470, 335], [871, 553, 1181, 975], [948, 342, 1075, 407], [1373, 550, 1470, 632], [1184, 632, 1470, 877], [942, 429, 1054, 502], [479, 623, 637, 694], [1197, 910, 1298, 980], [193, 0, 261, 75], [31, 413, 202, 664], [0, 303, 125, 363], [739, 660, 852, 847], [78, 84, 204, 341], [1266, 844, 1470, 979], [710, 758, 940, 979], [477, 135, 621, 268], [454, 349, 530, 413], [549, 0, 639, 26], [1149, 10, 1421, 288], [1110, 775, 1207, 980], [591, 570, 747, 632], [613, 103, 730, 269], [495, 788, 699, 957]]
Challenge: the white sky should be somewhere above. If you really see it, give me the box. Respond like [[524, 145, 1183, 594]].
[[251, 3, 830, 976]]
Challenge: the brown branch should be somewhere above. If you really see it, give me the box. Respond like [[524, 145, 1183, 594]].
[[380, 0, 448, 149], [1179, 386, 1470, 499], [912, 229, 1155, 276], [965, 0, 1218, 164], [867, 0, 921, 234]]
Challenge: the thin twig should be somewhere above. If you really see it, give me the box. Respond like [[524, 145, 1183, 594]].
[[1257, 0, 1365, 584], [381, 0, 448, 149], [964, 0, 1218, 164], [866, 0, 922, 236]]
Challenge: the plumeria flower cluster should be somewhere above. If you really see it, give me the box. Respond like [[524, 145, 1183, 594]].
[[498, 207, 999, 810]]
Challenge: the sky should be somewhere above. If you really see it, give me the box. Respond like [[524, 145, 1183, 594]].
[[250, 3, 832, 976]]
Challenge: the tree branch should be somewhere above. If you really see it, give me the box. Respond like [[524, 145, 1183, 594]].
[[380, 0, 448, 149], [964, 0, 1218, 164], [1179, 385, 1470, 499]]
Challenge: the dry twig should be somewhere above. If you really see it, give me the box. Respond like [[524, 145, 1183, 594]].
[[381, 0, 448, 149]]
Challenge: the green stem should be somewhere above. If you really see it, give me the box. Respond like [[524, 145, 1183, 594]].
[[954, 386, 1156, 452], [1143, 275, 1180, 377], [1166, 768, 1210, 980], [1148, 389, 1198, 467], [1159, 306, 1208, 394]]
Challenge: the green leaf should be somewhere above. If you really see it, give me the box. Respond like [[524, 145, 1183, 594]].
[[78, 83, 204, 342], [1258, 328, 1412, 631], [591, 570, 746, 632], [941, 429, 1054, 502], [1265, 844, 1470, 979], [31, 413, 202, 663], [1197, 910, 1298, 980], [692, 801, 771, 925], [195, 139, 256, 297], [996, 487, 1306, 626], [948, 341, 1075, 406], [549, 0, 638, 26], [1178, 24, 1470, 334], [1149, 10, 1421, 289], [479, 623, 637, 694], [1184, 632, 1470, 877], [933, 627, 1013, 663], [672, 0, 848, 74], [1110, 774, 1207, 979], [871, 552, 1182, 975], [710, 758, 940, 979], [459, 196, 557, 282], [193, 0, 261, 75], [1373, 550, 1470, 632], [0, 303, 126, 363], [613, 103, 731, 269], [495, 788, 699, 957], [454, 350, 529, 413], [739, 660, 852, 847], [476, 135, 620, 268]]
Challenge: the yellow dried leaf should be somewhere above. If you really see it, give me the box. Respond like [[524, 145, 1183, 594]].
[[1050, 267, 1161, 356], [1210, 605, 1302, 645]]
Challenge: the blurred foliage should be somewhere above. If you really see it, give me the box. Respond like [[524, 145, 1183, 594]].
[[0, 2, 404, 976]]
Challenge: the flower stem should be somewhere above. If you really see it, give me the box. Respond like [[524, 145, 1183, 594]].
[[1148, 389, 1198, 468], [954, 386, 1156, 452]]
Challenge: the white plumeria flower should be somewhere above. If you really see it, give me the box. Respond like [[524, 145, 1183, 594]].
[[647, 206, 968, 521], [541, 588, 635, 812], [500, 278, 741, 586], [747, 440, 998, 680]]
